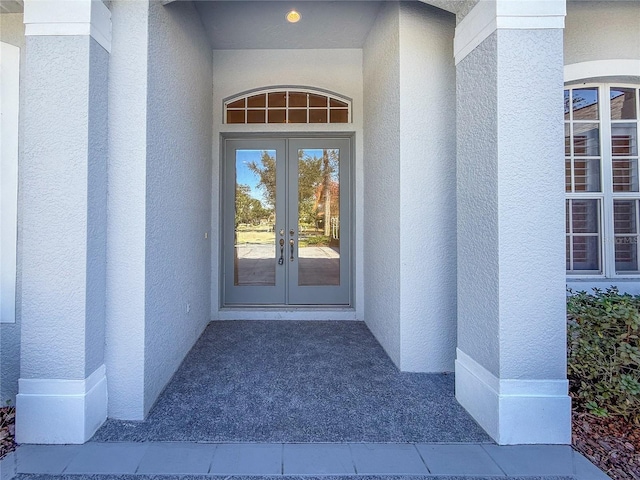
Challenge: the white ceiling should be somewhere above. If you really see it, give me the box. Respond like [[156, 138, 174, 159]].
[[193, 1, 385, 50]]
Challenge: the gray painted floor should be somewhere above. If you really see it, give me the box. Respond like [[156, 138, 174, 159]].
[[93, 321, 490, 443], [3, 442, 609, 479]]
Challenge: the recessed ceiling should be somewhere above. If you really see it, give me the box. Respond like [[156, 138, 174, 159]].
[[0, 0, 469, 47], [193, 1, 384, 50]]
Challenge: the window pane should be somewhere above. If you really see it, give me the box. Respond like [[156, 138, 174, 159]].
[[567, 198, 601, 272], [227, 110, 245, 124], [573, 123, 600, 156], [309, 94, 327, 107], [564, 90, 571, 118], [614, 200, 637, 234], [330, 98, 348, 108], [613, 201, 639, 272], [615, 239, 638, 272], [247, 110, 265, 123], [268, 92, 286, 108], [309, 109, 328, 123], [288, 109, 307, 123], [571, 199, 599, 233], [573, 159, 601, 192], [268, 109, 286, 123], [288, 92, 307, 108], [572, 88, 599, 120], [611, 88, 637, 120], [572, 236, 600, 271], [330, 109, 349, 123], [227, 98, 245, 109], [611, 123, 638, 156], [565, 159, 571, 192], [613, 159, 639, 192], [247, 94, 266, 108], [565, 123, 571, 155]]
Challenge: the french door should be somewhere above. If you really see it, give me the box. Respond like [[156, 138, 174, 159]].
[[223, 137, 351, 306]]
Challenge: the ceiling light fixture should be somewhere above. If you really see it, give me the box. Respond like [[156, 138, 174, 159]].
[[286, 10, 301, 23]]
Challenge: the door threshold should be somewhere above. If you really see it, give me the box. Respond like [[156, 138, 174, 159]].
[[216, 308, 358, 321]]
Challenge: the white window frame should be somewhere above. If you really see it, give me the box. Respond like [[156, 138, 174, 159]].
[[566, 82, 640, 279]]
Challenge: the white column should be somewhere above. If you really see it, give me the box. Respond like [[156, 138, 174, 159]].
[[454, 0, 571, 445], [16, 0, 111, 444]]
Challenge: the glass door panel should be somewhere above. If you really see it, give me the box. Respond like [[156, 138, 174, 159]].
[[296, 148, 341, 286], [224, 139, 286, 305], [234, 150, 277, 286], [288, 139, 351, 305]]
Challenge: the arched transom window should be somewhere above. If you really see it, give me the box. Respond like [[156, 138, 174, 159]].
[[224, 88, 351, 124]]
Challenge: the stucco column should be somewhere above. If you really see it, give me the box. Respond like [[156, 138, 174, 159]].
[[16, 0, 111, 444], [454, 0, 571, 444]]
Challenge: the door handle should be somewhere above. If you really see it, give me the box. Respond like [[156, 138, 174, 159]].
[[279, 238, 285, 265], [289, 238, 295, 262]]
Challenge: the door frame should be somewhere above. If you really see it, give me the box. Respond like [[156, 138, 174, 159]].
[[219, 132, 356, 308]]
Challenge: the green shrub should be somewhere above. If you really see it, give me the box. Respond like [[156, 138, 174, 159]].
[[567, 287, 640, 423]]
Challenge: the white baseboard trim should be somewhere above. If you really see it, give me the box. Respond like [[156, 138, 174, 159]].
[[216, 309, 359, 321], [16, 364, 107, 444], [455, 349, 571, 445]]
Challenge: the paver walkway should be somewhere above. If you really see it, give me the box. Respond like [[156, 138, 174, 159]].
[[2, 442, 609, 478]]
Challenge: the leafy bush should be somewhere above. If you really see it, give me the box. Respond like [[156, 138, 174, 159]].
[[567, 287, 640, 423]]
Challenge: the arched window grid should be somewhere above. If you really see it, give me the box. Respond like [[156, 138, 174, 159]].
[[224, 88, 351, 125], [565, 82, 640, 277]]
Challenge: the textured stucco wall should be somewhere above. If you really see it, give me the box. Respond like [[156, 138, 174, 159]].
[[398, 2, 456, 372], [20, 34, 108, 380], [0, 13, 24, 403], [85, 37, 109, 379], [564, 1, 640, 66], [454, 0, 480, 23], [211, 48, 365, 318], [363, 2, 456, 372], [456, 33, 500, 376], [363, 2, 402, 367], [144, 0, 212, 414], [457, 29, 566, 379], [106, 0, 148, 419], [496, 29, 566, 379]]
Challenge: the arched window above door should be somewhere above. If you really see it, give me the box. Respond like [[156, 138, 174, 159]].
[[224, 88, 351, 124]]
